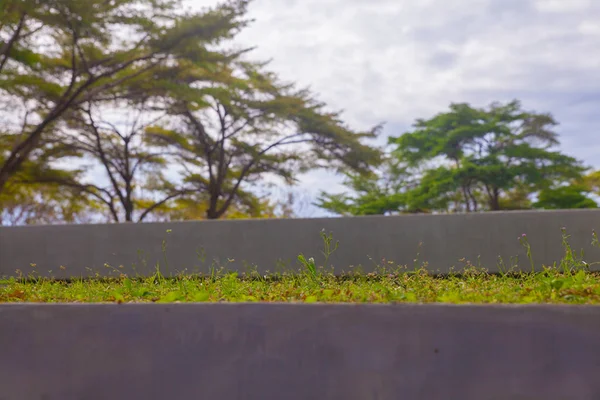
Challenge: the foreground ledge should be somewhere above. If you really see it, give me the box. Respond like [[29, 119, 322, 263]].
[[1, 303, 600, 400]]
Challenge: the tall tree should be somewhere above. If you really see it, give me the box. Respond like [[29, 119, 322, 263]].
[[318, 100, 590, 216], [0, 0, 249, 196], [391, 100, 586, 212], [146, 60, 382, 219]]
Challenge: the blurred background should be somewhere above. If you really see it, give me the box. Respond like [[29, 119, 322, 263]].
[[1, 0, 598, 224]]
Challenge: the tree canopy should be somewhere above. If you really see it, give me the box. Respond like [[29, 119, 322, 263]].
[[0, 0, 382, 223], [318, 100, 596, 216], [145, 59, 381, 219]]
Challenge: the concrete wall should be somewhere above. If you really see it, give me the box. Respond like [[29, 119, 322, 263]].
[[0, 209, 599, 278], [1, 303, 600, 400]]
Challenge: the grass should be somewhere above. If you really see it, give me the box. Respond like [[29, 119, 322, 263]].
[[1, 229, 599, 304]]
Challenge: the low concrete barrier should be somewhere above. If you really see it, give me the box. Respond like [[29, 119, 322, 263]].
[[0, 209, 599, 278], [1, 303, 600, 400]]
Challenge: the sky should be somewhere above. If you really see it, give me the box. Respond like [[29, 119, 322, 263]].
[[183, 0, 600, 216]]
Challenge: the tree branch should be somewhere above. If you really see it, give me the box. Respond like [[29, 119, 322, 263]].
[[216, 134, 311, 217], [183, 109, 216, 187], [0, 12, 26, 74], [137, 189, 193, 222], [84, 106, 128, 210], [20, 176, 120, 222]]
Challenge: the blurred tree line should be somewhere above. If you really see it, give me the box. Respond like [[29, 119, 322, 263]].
[[0, 0, 597, 225]]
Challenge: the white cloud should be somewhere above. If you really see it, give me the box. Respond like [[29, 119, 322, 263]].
[[533, 0, 592, 13], [579, 21, 600, 35]]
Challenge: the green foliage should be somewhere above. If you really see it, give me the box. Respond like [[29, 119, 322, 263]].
[[390, 100, 586, 212], [0, 122, 93, 223], [320, 100, 591, 216], [497, 184, 534, 210], [0, 177, 96, 225], [581, 170, 600, 196], [534, 185, 597, 210], [1, 0, 383, 224], [316, 157, 413, 215], [0, 0, 250, 195]]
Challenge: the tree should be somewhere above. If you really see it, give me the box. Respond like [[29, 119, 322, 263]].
[[317, 100, 591, 216], [0, 0, 249, 197], [146, 60, 382, 219], [390, 100, 586, 212], [534, 184, 597, 210]]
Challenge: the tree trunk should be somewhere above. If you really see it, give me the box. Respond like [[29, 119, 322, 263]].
[[124, 204, 133, 222], [489, 187, 501, 210], [206, 208, 219, 219], [461, 185, 471, 212], [467, 187, 478, 212]]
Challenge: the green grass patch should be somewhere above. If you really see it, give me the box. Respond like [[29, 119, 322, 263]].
[[2, 268, 600, 304], [1, 228, 599, 304]]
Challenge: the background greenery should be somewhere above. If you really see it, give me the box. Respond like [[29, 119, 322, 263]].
[[1, 0, 598, 225]]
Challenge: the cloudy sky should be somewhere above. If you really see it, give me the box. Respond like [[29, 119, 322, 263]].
[[186, 0, 600, 216]]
